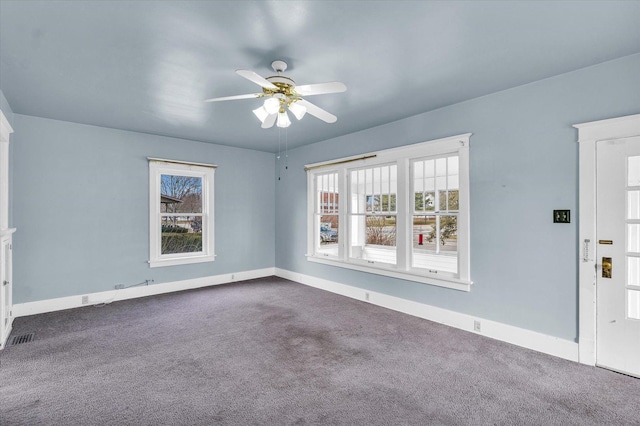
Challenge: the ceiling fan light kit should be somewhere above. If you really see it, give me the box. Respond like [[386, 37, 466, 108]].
[[205, 60, 346, 129], [263, 97, 280, 114], [277, 109, 291, 128], [289, 102, 307, 120], [252, 106, 270, 123]]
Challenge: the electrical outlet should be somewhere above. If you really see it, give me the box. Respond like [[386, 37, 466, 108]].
[[115, 284, 125, 290], [81, 295, 89, 305], [365, 292, 370, 301], [474, 320, 481, 332]]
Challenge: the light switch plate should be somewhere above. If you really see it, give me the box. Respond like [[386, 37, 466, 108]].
[[553, 210, 570, 223]]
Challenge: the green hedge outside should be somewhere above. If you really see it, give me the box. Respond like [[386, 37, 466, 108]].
[[162, 233, 202, 254]]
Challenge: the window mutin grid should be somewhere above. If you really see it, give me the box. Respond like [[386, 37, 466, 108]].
[[306, 134, 471, 291]]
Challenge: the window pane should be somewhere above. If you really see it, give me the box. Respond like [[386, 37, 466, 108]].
[[320, 216, 339, 243], [366, 215, 396, 247], [161, 215, 203, 254], [318, 215, 339, 256], [448, 190, 460, 210], [629, 156, 640, 186], [424, 191, 435, 211], [629, 257, 640, 287], [414, 161, 424, 195], [381, 166, 389, 211], [424, 159, 434, 178], [629, 224, 640, 253], [413, 215, 437, 251], [439, 190, 448, 211], [414, 192, 424, 212], [366, 195, 376, 212], [317, 172, 338, 214], [357, 165, 397, 214], [435, 158, 447, 208], [350, 170, 359, 214], [629, 289, 640, 320], [373, 167, 381, 211], [413, 160, 435, 212], [412, 215, 458, 274], [161, 175, 202, 213], [447, 156, 459, 178], [439, 215, 458, 252], [448, 156, 459, 189], [389, 166, 397, 211], [629, 191, 640, 220]]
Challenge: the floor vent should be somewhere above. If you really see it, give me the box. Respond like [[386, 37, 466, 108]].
[[9, 333, 34, 346]]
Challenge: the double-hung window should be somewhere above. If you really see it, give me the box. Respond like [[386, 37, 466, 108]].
[[314, 171, 340, 257], [349, 164, 398, 265], [411, 155, 459, 275], [149, 159, 215, 267], [306, 134, 471, 291]]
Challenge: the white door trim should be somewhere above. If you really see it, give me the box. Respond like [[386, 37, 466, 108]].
[[574, 113, 640, 366]]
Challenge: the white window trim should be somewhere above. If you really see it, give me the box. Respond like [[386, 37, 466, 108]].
[[0, 109, 14, 232], [306, 133, 472, 292], [149, 159, 216, 268]]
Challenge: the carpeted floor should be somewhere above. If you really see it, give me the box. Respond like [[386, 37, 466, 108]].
[[1, 277, 639, 425]]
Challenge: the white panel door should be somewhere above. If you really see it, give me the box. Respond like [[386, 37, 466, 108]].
[[596, 136, 640, 377]]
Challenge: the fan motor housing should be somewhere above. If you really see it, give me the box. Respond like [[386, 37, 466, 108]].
[[264, 75, 297, 97]]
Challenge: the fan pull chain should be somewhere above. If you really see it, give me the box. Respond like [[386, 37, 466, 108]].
[[277, 127, 282, 181]]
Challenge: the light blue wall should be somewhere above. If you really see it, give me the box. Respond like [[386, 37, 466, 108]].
[[12, 115, 275, 303], [275, 54, 640, 342]]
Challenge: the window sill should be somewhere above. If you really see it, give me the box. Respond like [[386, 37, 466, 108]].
[[306, 255, 471, 292], [149, 254, 216, 268]]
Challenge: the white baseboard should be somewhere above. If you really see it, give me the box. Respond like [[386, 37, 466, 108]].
[[13, 267, 276, 318], [275, 268, 579, 362]]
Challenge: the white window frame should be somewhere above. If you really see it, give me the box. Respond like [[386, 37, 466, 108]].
[[347, 162, 399, 268], [312, 170, 342, 260], [306, 134, 471, 291], [149, 158, 216, 268]]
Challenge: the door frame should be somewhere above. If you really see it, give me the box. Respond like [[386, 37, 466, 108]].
[[0, 107, 14, 349], [574, 113, 640, 366]]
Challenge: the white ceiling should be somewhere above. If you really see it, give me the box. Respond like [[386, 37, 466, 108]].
[[1, 1, 639, 153]]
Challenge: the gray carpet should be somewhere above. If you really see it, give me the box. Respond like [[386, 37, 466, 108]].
[[1, 277, 639, 425]]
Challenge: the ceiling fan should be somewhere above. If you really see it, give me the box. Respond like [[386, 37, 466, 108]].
[[204, 60, 347, 129]]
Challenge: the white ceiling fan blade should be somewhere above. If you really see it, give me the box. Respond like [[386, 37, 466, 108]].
[[236, 70, 278, 90], [295, 82, 347, 96], [203, 93, 261, 102], [261, 113, 277, 128], [296, 99, 337, 123]]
